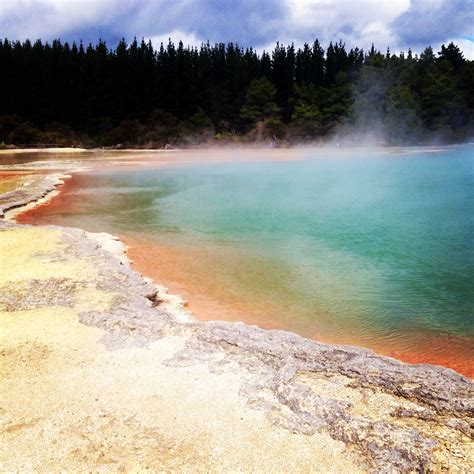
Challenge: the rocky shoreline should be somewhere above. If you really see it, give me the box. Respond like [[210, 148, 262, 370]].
[[0, 173, 69, 218], [1, 168, 473, 472]]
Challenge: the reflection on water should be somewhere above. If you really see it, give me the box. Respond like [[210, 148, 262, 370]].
[[17, 146, 474, 377]]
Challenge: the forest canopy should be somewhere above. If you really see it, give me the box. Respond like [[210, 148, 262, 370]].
[[0, 37, 472, 147]]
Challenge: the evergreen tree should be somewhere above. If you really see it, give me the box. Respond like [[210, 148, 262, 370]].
[[0, 36, 471, 145], [240, 78, 280, 123], [310, 39, 325, 86], [438, 42, 465, 72]]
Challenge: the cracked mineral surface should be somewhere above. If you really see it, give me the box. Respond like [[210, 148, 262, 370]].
[[0, 171, 473, 472]]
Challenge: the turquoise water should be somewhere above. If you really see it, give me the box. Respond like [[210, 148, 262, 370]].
[[22, 146, 474, 373]]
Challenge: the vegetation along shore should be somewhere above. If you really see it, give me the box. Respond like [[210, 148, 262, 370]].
[[0, 39, 473, 149]]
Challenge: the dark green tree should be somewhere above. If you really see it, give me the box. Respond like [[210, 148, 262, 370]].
[[240, 78, 280, 123], [0, 36, 471, 146]]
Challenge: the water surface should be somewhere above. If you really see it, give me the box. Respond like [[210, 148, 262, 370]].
[[18, 147, 474, 376]]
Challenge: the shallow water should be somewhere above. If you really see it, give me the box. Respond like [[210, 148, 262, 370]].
[[18, 146, 474, 376]]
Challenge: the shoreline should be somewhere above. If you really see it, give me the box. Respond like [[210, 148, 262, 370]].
[[1, 173, 71, 219], [12, 157, 474, 378], [0, 167, 195, 324], [0, 143, 466, 156], [0, 147, 91, 154], [121, 234, 474, 377], [1, 162, 473, 470], [3, 156, 473, 378]]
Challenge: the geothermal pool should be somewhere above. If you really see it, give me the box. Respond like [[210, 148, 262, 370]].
[[16, 146, 474, 376]]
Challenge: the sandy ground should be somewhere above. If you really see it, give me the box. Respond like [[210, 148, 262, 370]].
[[0, 175, 28, 194], [0, 225, 360, 472]]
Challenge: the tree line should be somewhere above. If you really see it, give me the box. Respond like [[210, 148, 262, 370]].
[[0, 37, 472, 147]]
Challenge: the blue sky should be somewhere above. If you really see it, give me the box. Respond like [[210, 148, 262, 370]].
[[1, 0, 473, 58]]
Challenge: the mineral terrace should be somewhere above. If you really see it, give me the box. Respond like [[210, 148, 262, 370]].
[[0, 169, 473, 472]]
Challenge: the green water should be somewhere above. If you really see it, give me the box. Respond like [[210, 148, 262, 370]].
[[28, 146, 474, 369]]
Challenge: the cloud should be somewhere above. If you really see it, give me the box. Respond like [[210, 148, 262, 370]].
[[391, 0, 474, 48], [0, 0, 140, 45], [284, 0, 410, 46], [150, 30, 204, 49], [129, 0, 286, 47], [0, 0, 472, 59]]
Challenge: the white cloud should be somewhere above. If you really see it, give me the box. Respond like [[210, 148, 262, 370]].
[[0, 0, 125, 40], [282, 0, 411, 50]]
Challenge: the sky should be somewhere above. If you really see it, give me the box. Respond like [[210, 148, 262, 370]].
[[1, 0, 473, 59]]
